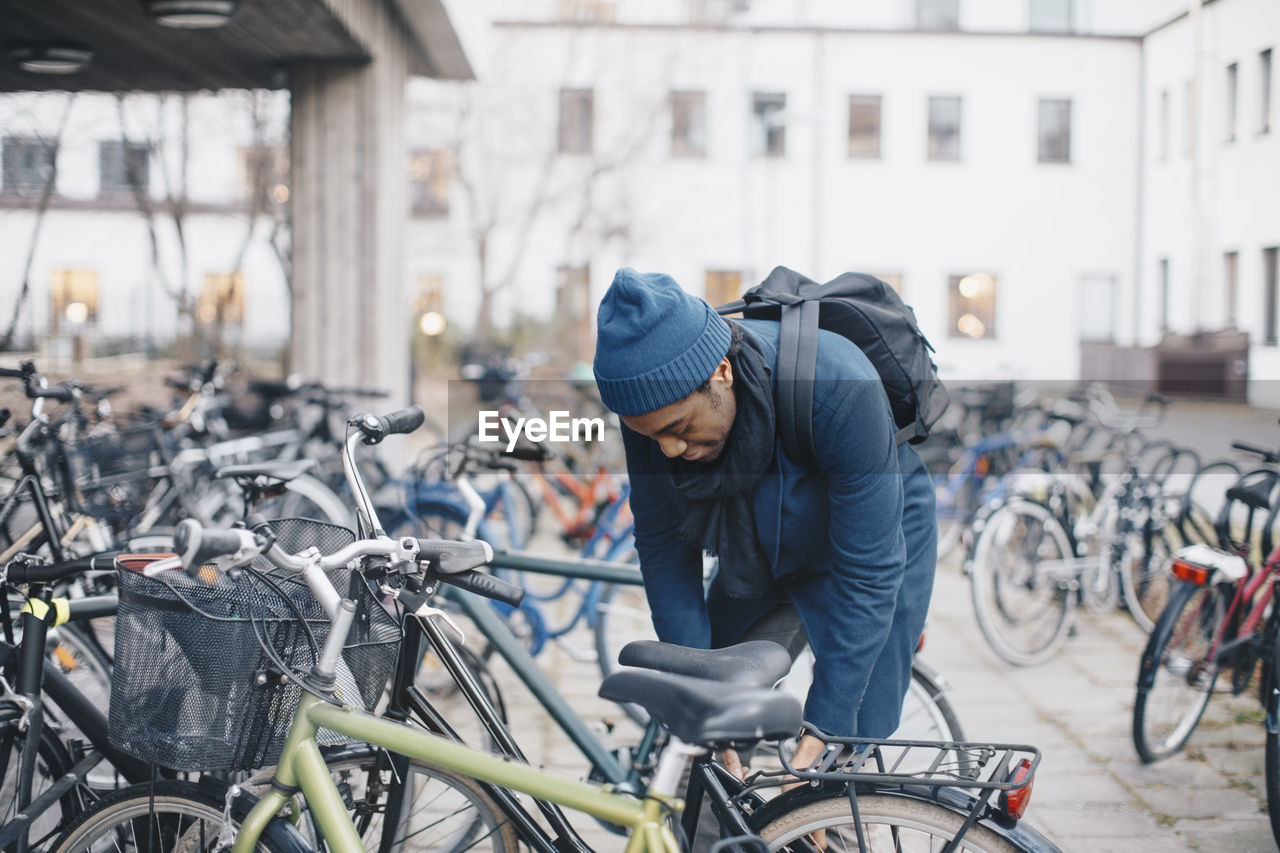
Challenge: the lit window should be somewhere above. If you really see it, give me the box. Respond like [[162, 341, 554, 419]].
[[847, 95, 882, 159], [928, 96, 962, 161], [1226, 62, 1238, 143], [1029, 0, 1072, 33], [671, 91, 707, 158], [408, 149, 452, 217], [198, 273, 245, 326], [948, 274, 997, 339], [415, 274, 446, 337], [50, 269, 100, 332], [559, 89, 594, 155], [705, 270, 743, 308], [237, 146, 288, 205], [751, 92, 786, 158], [99, 140, 149, 197], [1037, 98, 1071, 164], [2, 137, 54, 194], [917, 0, 958, 31]]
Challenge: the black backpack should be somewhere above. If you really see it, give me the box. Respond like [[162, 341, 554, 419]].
[[716, 266, 949, 468]]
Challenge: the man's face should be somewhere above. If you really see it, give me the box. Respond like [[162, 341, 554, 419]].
[[620, 359, 737, 463]]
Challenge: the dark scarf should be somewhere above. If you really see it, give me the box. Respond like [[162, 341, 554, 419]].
[[664, 325, 776, 599]]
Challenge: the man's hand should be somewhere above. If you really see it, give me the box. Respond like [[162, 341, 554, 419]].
[[720, 747, 747, 781], [782, 734, 829, 850]]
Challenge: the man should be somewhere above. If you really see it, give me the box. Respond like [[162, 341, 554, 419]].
[[592, 268, 936, 775]]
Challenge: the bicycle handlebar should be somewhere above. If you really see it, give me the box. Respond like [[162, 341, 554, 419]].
[[1231, 441, 1280, 464]]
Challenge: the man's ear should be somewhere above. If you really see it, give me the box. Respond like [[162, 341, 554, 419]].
[[712, 357, 733, 388]]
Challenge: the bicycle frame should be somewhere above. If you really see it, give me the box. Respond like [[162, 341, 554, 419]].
[[233, 692, 682, 853]]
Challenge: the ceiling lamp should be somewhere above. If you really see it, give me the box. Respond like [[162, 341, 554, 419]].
[[8, 43, 93, 74], [144, 0, 241, 28]]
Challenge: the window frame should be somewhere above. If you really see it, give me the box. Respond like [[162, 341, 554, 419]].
[[558, 88, 595, 156], [927, 95, 962, 162], [847, 94, 883, 159], [947, 273, 998, 340], [1037, 97, 1072, 164], [751, 91, 787, 158], [670, 90, 708, 158]]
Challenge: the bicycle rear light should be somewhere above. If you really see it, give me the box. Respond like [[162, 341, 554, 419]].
[[1171, 559, 1211, 585], [999, 758, 1035, 821]]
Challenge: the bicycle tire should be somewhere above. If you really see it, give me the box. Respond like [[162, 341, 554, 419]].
[[1118, 520, 1180, 634], [1132, 581, 1228, 763], [257, 473, 354, 528], [753, 792, 1019, 852], [1265, 625, 1280, 849], [49, 779, 309, 853], [969, 498, 1076, 666], [307, 748, 519, 853], [0, 707, 85, 851]]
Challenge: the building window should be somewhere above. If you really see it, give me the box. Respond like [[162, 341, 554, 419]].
[[198, 273, 246, 326], [948, 274, 997, 339], [847, 95, 882, 159], [1037, 98, 1072, 163], [705, 270, 743, 307], [2, 137, 55, 195], [50, 269, 100, 332], [1078, 274, 1116, 343], [917, 0, 958, 31], [1224, 251, 1239, 328], [558, 88, 594, 155], [1226, 62, 1238, 143], [1159, 258, 1171, 333], [928, 96, 962, 161], [1158, 89, 1170, 161], [1266, 248, 1279, 346], [1262, 49, 1273, 134], [414, 275, 447, 337], [1029, 0, 1072, 33], [671, 91, 707, 158], [99, 140, 149, 196], [751, 92, 786, 158], [237, 146, 288, 206], [408, 149, 452, 217], [557, 0, 616, 22]]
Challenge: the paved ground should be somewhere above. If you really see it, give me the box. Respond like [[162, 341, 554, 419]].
[[445, 544, 1275, 852]]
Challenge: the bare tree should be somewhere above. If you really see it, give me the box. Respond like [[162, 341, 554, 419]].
[[0, 93, 77, 352]]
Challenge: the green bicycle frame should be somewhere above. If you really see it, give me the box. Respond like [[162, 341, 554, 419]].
[[232, 692, 683, 853]]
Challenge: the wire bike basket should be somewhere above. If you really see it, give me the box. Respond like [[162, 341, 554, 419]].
[[109, 518, 402, 772], [59, 419, 166, 525]]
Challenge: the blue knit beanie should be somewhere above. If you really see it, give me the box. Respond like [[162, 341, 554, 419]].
[[593, 268, 732, 416]]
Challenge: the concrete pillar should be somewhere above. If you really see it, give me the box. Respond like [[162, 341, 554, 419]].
[[289, 1, 413, 403]]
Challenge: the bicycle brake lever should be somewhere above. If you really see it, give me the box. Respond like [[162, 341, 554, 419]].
[[384, 584, 468, 647]]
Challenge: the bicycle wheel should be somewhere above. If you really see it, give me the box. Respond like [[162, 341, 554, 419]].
[[969, 499, 1076, 666], [1118, 521, 1180, 634], [899, 659, 966, 743], [1132, 581, 1229, 763], [257, 474, 354, 528], [312, 748, 518, 853], [51, 779, 308, 853], [1265, 627, 1280, 848], [0, 707, 85, 851], [593, 581, 657, 723], [754, 793, 1019, 852]]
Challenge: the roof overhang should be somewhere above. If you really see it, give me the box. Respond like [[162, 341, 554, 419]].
[[0, 0, 474, 93]]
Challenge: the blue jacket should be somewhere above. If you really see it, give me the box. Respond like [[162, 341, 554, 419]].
[[621, 319, 937, 736]]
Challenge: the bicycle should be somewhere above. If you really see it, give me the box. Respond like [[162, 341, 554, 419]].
[[55, 404, 1059, 853], [1132, 445, 1280, 776]]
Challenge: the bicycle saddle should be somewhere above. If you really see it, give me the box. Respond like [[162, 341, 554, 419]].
[[598, 668, 801, 748], [215, 459, 317, 484], [617, 640, 793, 689], [1225, 471, 1280, 511]]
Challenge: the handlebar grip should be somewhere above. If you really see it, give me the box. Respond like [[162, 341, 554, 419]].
[[174, 519, 249, 574], [31, 384, 76, 403], [415, 538, 493, 568], [379, 407, 426, 436], [1145, 392, 1172, 408], [443, 570, 525, 607], [0, 367, 25, 379]]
